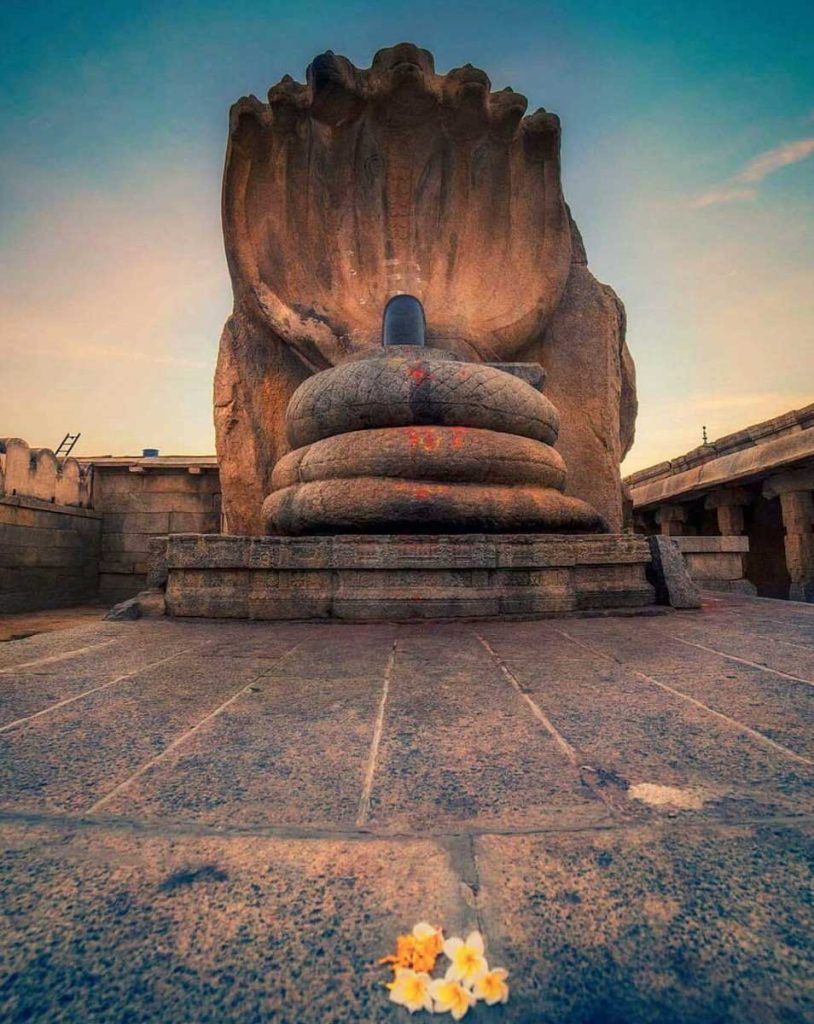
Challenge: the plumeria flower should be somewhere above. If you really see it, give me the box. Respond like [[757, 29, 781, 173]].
[[410, 921, 444, 971], [442, 930, 488, 985], [473, 966, 510, 1005], [429, 975, 477, 1020], [380, 921, 444, 974], [387, 967, 434, 1014]]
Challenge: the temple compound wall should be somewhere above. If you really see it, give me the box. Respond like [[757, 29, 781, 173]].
[[0, 440, 221, 610], [0, 439, 100, 612], [84, 456, 221, 603], [5, 401, 812, 611], [625, 404, 814, 602]]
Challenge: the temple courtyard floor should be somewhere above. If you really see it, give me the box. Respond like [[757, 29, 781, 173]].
[[0, 593, 812, 1023]]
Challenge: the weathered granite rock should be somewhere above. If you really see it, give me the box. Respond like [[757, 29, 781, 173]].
[[542, 255, 637, 532], [264, 479, 604, 536], [647, 536, 702, 609], [264, 347, 604, 536], [285, 350, 560, 449], [272, 427, 567, 490], [104, 588, 167, 621], [214, 44, 636, 534]]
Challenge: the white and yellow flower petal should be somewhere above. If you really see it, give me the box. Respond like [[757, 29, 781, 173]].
[[412, 921, 441, 941], [473, 966, 510, 1005], [429, 977, 476, 1020], [387, 967, 434, 1014], [442, 930, 488, 983]]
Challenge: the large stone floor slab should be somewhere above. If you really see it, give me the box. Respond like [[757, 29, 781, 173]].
[[1, 592, 812, 1021]]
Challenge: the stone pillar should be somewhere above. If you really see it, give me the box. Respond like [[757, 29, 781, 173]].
[[764, 468, 814, 603], [655, 504, 686, 537], [778, 491, 814, 602], [632, 510, 653, 536], [704, 487, 751, 536]]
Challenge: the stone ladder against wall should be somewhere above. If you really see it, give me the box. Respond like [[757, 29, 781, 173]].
[[0, 439, 100, 612]]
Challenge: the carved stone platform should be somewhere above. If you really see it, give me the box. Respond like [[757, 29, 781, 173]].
[[162, 534, 656, 621]]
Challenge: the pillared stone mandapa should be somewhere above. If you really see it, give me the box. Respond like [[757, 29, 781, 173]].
[[214, 44, 636, 534]]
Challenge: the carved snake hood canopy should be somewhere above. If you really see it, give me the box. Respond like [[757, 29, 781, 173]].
[[223, 42, 573, 370]]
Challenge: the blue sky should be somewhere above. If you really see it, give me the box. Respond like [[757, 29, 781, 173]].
[[1, 0, 812, 468]]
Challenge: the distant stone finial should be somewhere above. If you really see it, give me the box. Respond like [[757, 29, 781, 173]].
[[382, 294, 426, 347], [702, 425, 708, 445]]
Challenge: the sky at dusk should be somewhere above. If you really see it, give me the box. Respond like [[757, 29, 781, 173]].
[[1, 0, 812, 471]]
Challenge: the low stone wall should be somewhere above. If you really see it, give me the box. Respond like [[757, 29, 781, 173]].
[[673, 536, 756, 594], [0, 437, 90, 506], [92, 466, 221, 604], [0, 495, 101, 613], [163, 533, 655, 621]]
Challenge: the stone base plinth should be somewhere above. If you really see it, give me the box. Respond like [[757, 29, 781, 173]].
[[162, 534, 656, 621], [673, 536, 757, 596]]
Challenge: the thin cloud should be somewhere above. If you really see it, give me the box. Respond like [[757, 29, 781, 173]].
[[737, 138, 814, 183], [692, 186, 757, 208], [692, 135, 814, 207]]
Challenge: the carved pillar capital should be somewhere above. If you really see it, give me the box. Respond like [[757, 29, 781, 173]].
[[655, 504, 686, 536], [704, 487, 752, 509], [704, 489, 751, 536], [763, 466, 814, 500]]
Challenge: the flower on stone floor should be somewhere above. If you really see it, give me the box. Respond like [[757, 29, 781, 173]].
[[429, 974, 477, 1019], [442, 930, 488, 985], [380, 922, 507, 1016], [473, 966, 510, 1005], [380, 921, 444, 973], [387, 967, 434, 1014]]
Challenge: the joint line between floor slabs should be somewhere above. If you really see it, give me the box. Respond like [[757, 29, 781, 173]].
[[0, 638, 119, 676], [472, 630, 579, 767], [5, 806, 814, 842], [0, 645, 203, 735], [686, 625, 814, 653], [669, 635, 814, 687], [84, 640, 307, 815], [747, 633, 814, 652], [356, 641, 397, 827], [549, 626, 814, 768]]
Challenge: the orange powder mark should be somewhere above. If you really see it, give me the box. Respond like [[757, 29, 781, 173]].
[[408, 364, 432, 384], [406, 427, 441, 453]]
